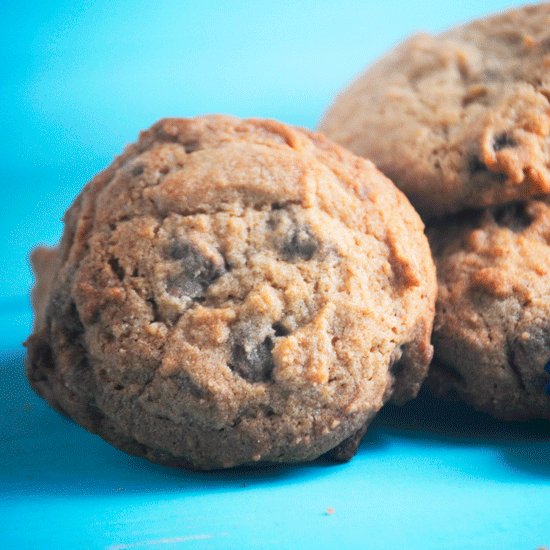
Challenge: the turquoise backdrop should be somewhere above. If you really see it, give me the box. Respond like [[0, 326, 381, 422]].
[[1, 1, 548, 548]]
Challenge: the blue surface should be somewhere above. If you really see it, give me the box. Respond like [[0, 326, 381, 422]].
[[1, 1, 549, 549]]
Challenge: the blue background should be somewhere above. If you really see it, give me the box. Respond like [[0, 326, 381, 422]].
[[1, 1, 549, 548]]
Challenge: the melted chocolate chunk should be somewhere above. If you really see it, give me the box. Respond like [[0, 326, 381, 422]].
[[230, 337, 275, 383], [493, 133, 516, 152], [493, 203, 532, 232], [131, 164, 145, 176], [272, 322, 290, 337], [167, 242, 224, 299], [283, 227, 318, 261], [468, 155, 487, 174], [108, 257, 125, 280], [468, 154, 506, 183], [183, 140, 201, 154]]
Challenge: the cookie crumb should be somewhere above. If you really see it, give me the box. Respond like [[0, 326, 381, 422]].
[[325, 507, 335, 515]]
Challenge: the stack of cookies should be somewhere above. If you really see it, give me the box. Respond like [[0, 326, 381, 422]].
[[321, 4, 550, 422], [25, 4, 549, 471]]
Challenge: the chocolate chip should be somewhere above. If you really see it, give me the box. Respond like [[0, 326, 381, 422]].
[[272, 323, 289, 337], [146, 298, 162, 323], [468, 154, 506, 182], [108, 257, 125, 280], [131, 164, 145, 176], [468, 155, 487, 174], [267, 208, 319, 260], [482, 69, 501, 82], [230, 337, 274, 382], [183, 140, 201, 154], [493, 203, 532, 232], [167, 242, 224, 299], [283, 227, 318, 261], [493, 133, 516, 152]]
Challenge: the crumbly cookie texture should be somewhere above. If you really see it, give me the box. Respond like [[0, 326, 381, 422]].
[[428, 199, 550, 420], [25, 115, 435, 470], [320, 4, 550, 219]]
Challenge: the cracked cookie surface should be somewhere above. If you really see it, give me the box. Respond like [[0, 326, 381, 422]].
[[428, 198, 550, 420], [320, 4, 550, 219], [25, 115, 436, 470]]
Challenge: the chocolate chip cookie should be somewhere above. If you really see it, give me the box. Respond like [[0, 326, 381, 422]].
[[320, 4, 550, 219], [428, 199, 550, 420], [25, 116, 436, 470]]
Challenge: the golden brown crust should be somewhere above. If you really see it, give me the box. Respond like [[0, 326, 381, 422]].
[[25, 116, 436, 469]]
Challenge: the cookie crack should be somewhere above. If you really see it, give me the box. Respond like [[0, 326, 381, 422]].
[[102, 199, 305, 229]]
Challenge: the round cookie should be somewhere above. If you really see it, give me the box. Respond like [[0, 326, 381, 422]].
[[25, 115, 436, 470], [320, 4, 550, 219], [428, 199, 550, 420]]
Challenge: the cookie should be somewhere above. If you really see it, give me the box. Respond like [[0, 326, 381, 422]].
[[320, 4, 550, 219], [25, 115, 436, 470], [428, 199, 550, 420]]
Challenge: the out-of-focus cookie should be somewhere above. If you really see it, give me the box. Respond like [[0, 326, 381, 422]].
[[320, 4, 550, 219], [25, 115, 436, 470], [428, 199, 550, 420]]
